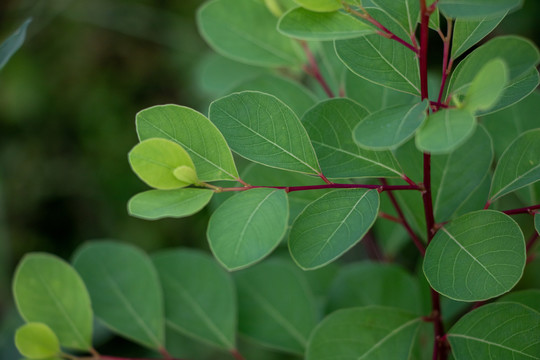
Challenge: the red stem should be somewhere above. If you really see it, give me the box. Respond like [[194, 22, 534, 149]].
[[436, 20, 453, 104], [526, 232, 539, 253], [502, 204, 540, 215], [300, 41, 335, 98], [217, 183, 421, 193], [378, 211, 402, 224], [230, 349, 246, 360]]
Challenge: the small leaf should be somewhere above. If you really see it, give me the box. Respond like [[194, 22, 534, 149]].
[[129, 138, 197, 190], [173, 166, 199, 184], [13, 253, 93, 350], [451, 14, 506, 60], [234, 259, 318, 354], [354, 100, 428, 150], [208, 188, 288, 270], [278, 7, 374, 40], [306, 307, 422, 360], [197, 0, 303, 67], [0, 18, 31, 71], [423, 210, 526, 301], [498, 289, 540, 313], [415, 109, 476, 154], [152, 249, 236, 350], [289, 189, 379, 270], [72, 241, 164, 349], [136, 104, 239, 182], [463, 59, 508, 113], [336, 34, 421, 95], [209, 91, 321, 175], [15, 323, 60, 359], [438, 0, 522, 19], [302, 98, 403, 178], [293, 0, 342, 12], [128, 188, 213, 220], [490, 129, 540, 201], [448, 303, 540, 359]]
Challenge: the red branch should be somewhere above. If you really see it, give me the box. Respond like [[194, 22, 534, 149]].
[[502, 204, 540, 215]]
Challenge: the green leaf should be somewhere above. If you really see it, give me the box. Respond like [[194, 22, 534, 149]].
[[0, 18, 31, 71], [536, 213, 539, 235], [499, 289, 540, 313], [293, 0, 342, 12], [427, 0, 440, 30], [278, 7, 374, 41], [438, 0, 522, 19], [72, 241, 164, 349], [128, 188, 213, 220], [451, 14, 506, 60], [431, 125, 493, 222], [197, 0, 303, 67], [336, 34, 420, 95], [368, 0, 420, 35], [423, 210, 526, 301], [463, 59, 508, 113], [327, 262, 423, 315], [302, 98, 403, 178], [448, 36, 540, 115], [209, 91, 321, 175], [289, 189, 380, 270], [208, 188, 288, 270], [415, 109, 476, 154], [136, 105, 239, 182], [152, 249, 236, 350], [354, 100, 428, 150], [306, 306, 422, 360], [448, 302, 540, 359], [490, 128, 540, 201], [15, 323, 60, 359], [13, 253, 93, 350], [229, 74, 317, 117], [129, 138, 197, 190], [234, 259, 318, 354]]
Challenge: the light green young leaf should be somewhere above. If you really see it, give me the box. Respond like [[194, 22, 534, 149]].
[[415, 109, 476, 154], [302, 98, 403, 178], [336, 34, 421, 95], [423, 210, 525, 301], [136, 105, 239, 182], [490, 129, 540, 201], [354, 100, 428, 150], [208, 188, 288, 270], [448, 303, 540, 359], [0, 18, 31, 71], [152, 249, 236, 350], [129, 138, 197, 190], [368, 0, 420, 35], [229, 74, 317, 117], [197, 0, 303, 67], [438, 0, 522, 19], [289, 189, 379, 270], [451, 14, 506, 60], [463, 59, 508, 113], [13, 254, 93, 350], [234, 259, 318, 354], [128, 188, 213, 220], [306, 306, 422, 360], [209, 91, 321, 175], [15, 323, 60, 359], [72, 241, 164, 349], [499, 289, 540, 313], [293, 0, 342, 12], [278, 7, 374, 41], [327, 262, 422, 315]]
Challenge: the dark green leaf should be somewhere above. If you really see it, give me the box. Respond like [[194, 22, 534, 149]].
[[439, 0, 522, 19], [499, 289, 540, 313], [15, 323, 60, 359], [0, 18, 31, 71], [72, 241, 164, 349], [451, 14, 506, 60]]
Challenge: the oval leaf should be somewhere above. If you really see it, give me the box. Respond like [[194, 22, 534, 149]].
[[490, 129, 540, 201], [0, 18, 31, 70], [451, 14, 506, 60], [197, 0, 302, 67], [72, 241, 164, 349], [13, 253, 93, 350], [209, 91, 321, 175], [354, 100, 428, 150], [415, 109, 476, 154], [129, 138, 197, 190], [306, 307, 422, 360], [289, 189, 380, 270], [463, 59, 508, 113], [423, 210, 526, 301], [448, 302, 540, 359], [234, 259, 318, 354], [136, 104, 239, 182], [294, 0, 341, 12], [128, 188, 213, 220], [15, 323, 60, 359], [152, 249, 236, 350], [208, 188, 288, 270], [439, 0, 522, 19], [302, 98, 403, 178]]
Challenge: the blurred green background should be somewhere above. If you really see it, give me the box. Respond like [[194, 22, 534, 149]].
[[0, 0, 539, 358]]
